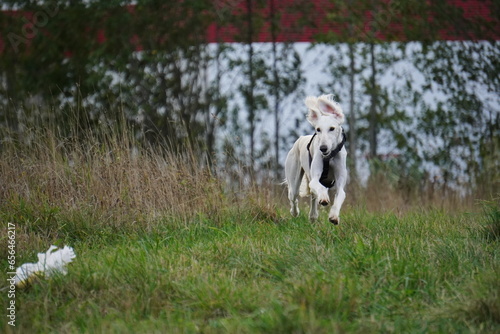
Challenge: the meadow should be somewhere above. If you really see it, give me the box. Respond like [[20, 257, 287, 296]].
[[0, 119, 499, 333]]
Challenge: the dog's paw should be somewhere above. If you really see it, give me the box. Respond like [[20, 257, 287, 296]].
[[318, 192, 330, 206], [319, 199, 329, 206], [310, 182, 330, 206], [329, 216, 339, 225]]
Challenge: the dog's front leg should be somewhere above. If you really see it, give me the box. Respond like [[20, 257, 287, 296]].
[[328, 154, 347, 225], [308, 155, 330, 206]]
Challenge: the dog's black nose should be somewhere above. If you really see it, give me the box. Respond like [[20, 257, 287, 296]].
[[320, 145, 328, 153]]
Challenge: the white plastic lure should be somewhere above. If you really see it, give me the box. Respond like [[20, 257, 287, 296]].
[[14, 245, 76, 288]]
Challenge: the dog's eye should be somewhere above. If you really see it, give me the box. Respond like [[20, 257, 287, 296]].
[[329, 127, 335, 131], [316, 128, 321, 133]]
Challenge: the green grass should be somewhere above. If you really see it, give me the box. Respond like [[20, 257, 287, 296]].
[[1, 202, 499, 333]]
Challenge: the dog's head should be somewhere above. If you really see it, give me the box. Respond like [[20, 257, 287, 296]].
[[305, 94, 345, 157]]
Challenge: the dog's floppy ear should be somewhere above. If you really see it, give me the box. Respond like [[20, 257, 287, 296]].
[[305, 96, 320, 125], [317, 95, 345, 124], [304, 96, 321, 126], [307, 108, 320, 126]]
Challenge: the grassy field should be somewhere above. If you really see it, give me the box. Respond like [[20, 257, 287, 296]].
[[1, 201, 499, 333], [0, 122, 499, 333]]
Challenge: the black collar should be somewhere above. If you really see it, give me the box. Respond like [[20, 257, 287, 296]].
[[306, 130, 346, 188]]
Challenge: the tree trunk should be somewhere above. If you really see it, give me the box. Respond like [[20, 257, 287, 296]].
[[368, 42, 378, 159], [246, 0, 255, 170], [348, 42, 357, 179], [270, 0, 280, 180]]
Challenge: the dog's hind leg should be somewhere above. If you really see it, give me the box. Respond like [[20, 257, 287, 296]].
[[285, 149, 303, 217], [288, 170, 303, 217], [309, 194, 319, 222]]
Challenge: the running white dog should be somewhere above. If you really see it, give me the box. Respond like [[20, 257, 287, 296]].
[[284, 94, 347, 225]]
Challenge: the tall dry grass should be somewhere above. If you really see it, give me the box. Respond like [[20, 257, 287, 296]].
[[0, 110, 292, 263], [350, 171, 482, 214], [0, 113, 231, 228], [1, 105, 493, 233]]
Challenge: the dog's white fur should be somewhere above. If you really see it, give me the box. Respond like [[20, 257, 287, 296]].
[[284, 94, 347, 225]]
